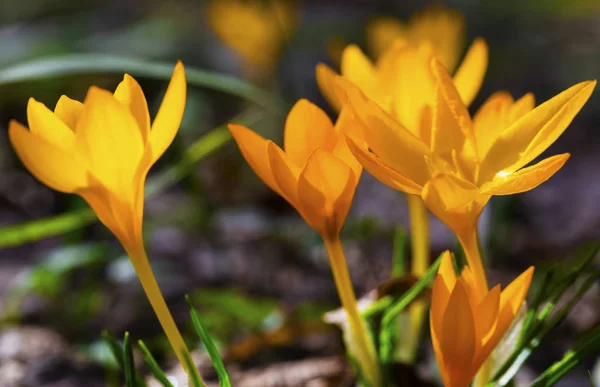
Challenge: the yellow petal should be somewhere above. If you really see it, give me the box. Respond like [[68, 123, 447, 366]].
[[472, 91, 514, 157], [438, 250, 457, 291], [509, 92, 535, 123], [338, 76, 431, 186], [114, 74, 151, 143], [421, 173, 486, 237], [267, 141, 300, 205], [431, 84, 469, 162], [9, 120, 87, 193], [296, 149, 356, 237], [149, 61, 186, 164], [366, 16, 405, 60], [346, 136, 422, 194], [283, 99, 334, 166], [440, 278, 476, 387], [54, 95, 84, 131], [480, 80, 596, 182], [340, 45, 379, 93], [316, 63, 342, 112], [481, 153, 569, 195], [27, 98, 76, 150], [452, 38, 488, 107], [431, 274, 450, 345], [431, 58, 476, 154], [390, 43, 436, 139], [228, 123, 279, 195], [329, 108, 363, 179], [75, 86, 144, 198], [475, 284, 500, 344]]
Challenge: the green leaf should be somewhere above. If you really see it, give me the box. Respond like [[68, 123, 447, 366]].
[[138, 340, 174, 387], [182, 350, 205, 387], [123, 333, 137, 387], [378, 253, 443, 363], [531, 324, 600, 387], [186, 296, 232, 387], [102, 331, 125, 369], [0, 54, 286, 113]]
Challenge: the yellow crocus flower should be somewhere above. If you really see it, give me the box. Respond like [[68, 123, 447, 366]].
[[340, 59, 595, 295], [205, 0, 297, 75], [9, 63, 201, 380], [366, 5, 465, 72], [228, 99, 380, 386], [431, 251, 534, 387]]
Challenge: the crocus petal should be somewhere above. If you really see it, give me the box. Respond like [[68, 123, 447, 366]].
[[437, 250, 457, 291], [452, 38, 488, 107], [114, 74, 151, 143], [431, 58, 476, 155], [475, 284, 500, 344], [329, 108, 363, 179], [283, 99, 334, 166], [75, 87, 144, 198], [316, 63, 342, 112], [480, 153, 569, 195], [509, 92, 535, 123], [228, 123, 280, 195], [341, 45, 379, 94], [54, 95, 84, 131], [440, 278, 476, 387], [149, 61, 186, 164], [480, 80, 595, 182], [296, 149, 356, 237], [9, 120, 87, 193], [27, 98, 76, 150], [337, 76, 431, 186], [267, 141, 300, 205], [472, 91, 513, 157], [346, 136, 422, 194], [431, 84, 469, 162]]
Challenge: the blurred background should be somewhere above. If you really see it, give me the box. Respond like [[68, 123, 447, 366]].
[[0, 0, 599, 386]]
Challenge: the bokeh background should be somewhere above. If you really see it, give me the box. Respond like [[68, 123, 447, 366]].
[[0, 0, 599, 386]]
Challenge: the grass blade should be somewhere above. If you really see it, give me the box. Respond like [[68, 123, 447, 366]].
[[0, 54, 286, 113], [123, 333, 137, 387], [186, 295, 232, 387], [182, 350, 205, 387], [138, 340, 174, 387], [102, 330, 125, 368]]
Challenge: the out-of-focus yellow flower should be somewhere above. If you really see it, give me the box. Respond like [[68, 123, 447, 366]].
[[317, 37, 488, 136], [229, 100, 381, 386], [431, 251, 534, 387], [341, 59, 595, 292], [228, 99, 362, 239], [206, 0, 297, 73], [366, 5, 465, 72], [9, 63, 198, 378]]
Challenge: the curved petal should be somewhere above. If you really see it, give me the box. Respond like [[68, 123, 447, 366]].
[[431, 58, 476, 156], [228, 123, 279, 195], [452, 38, 488, 107], [480, 80, 595, 182], [366, 16, 405, 60], [440, 278, 477, 387], [340, 44, 379, 91], [114, 74, 151, 143], [480, 153, 569, 195], [149, 61, 186, 164], [337, 76, 431, 186], [9, 120, 87, 193], [75, 86, 144, 198], [316, 63, 342, 112], [27, 98, 76, 150], [473, 91, 514, 157], [284, 99, 334, 166], [54, 95, 84, 131], [475, 284, 500, 344], [346, 136, 422, 194], [296, 149, 356, 237], [330, 108, 363, 179], [266, 141, 300, 205]]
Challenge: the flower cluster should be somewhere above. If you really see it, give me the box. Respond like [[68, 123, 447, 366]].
[[6, 4, 596, 387]]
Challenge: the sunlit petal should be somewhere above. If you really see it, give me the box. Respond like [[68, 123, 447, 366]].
[[54, 95, 84, 131], [452, 38, 488, 107], [114, 74, 151, 143], [27, 98, 76, 150]]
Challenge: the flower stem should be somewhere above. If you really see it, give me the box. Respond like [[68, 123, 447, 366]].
[[127, 245, 205, 386], [404, 195, 430, 363], [323, 237, 380, 387], [458, 228, 488, 295]]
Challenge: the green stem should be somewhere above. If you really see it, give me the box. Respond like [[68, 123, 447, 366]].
[[323, 237, 380, 387]]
